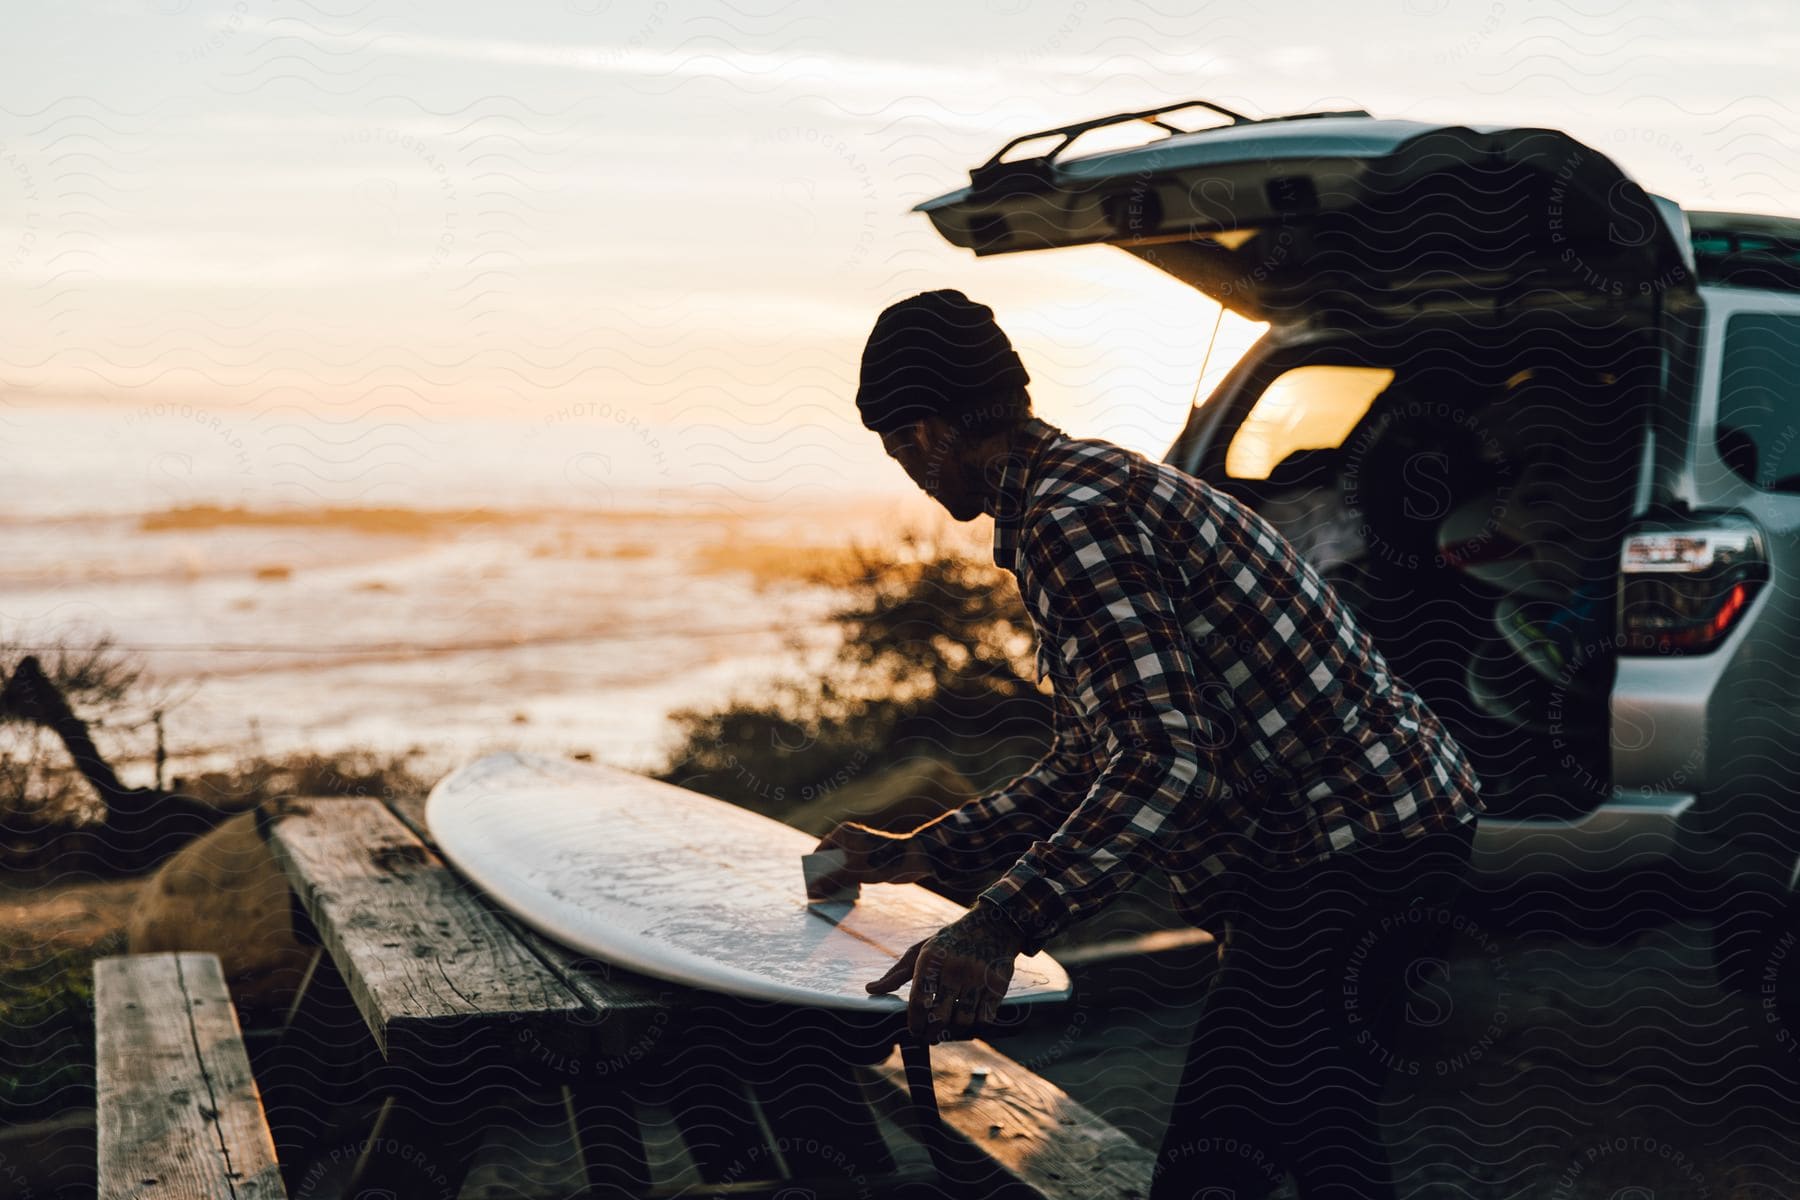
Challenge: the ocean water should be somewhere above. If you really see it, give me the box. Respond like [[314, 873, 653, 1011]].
[[1, 400, 961, 781]]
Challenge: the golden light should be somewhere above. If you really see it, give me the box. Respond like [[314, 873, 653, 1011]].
[[1223, 365, 1395, 480]]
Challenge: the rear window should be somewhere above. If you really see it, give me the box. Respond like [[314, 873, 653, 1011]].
[[1224, 365, 1394, 480], [1716, 313, 1800, 493]]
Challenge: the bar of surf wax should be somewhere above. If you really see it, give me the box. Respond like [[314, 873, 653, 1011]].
[[801, 848, 861, 903]]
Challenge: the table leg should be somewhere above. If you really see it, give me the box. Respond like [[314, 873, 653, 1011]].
[[755, 1038, 895, 1180], [900, 1038, 953, 1182], [341, 1081, 489, 1200], [262, 946, 375, 1175], [563, 1080, 650, 1197]]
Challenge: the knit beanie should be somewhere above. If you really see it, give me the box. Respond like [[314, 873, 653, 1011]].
[[855, 289, 1030, 434]]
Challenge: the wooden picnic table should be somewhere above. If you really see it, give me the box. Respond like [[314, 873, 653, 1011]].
[[249, 787, 1151, 1200]]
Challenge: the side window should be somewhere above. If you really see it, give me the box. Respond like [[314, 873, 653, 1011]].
[[1223, 365, 1394, 480], [1717, 313, 1800, 493]]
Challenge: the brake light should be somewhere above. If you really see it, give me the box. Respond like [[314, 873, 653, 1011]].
[[1618, 519, 1768, 654]]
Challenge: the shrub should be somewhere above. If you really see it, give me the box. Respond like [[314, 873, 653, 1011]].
[[658, 533, 1052, 819], [0, 636, 170, 838], [175, 748, 428, 811]]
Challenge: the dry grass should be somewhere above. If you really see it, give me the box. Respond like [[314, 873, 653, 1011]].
[[0, 876, 141, 960], [0, 877, 138, 1119], [0, 745, 428, 1120]]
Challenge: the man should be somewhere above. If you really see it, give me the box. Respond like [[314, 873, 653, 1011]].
[[810, 289, 1484, 1199]]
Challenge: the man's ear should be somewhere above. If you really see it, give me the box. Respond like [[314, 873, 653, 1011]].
[[917, 414, 958, 456]]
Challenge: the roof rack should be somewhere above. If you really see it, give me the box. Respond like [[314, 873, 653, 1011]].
[[964, 102, 1376, 200], [1687, 210, 1800, 291], [967, 99, 1251, 199]]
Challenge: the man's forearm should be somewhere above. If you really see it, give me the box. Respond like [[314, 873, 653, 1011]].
[[977, 732, 1222, 954], [905, 804, 1035, 890], [903, 685, 1100, 889]]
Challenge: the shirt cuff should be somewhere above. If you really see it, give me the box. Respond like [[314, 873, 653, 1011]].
[[975, 866, 1071, 957], [908, 820, 954, 881]]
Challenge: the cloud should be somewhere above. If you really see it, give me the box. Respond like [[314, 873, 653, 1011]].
[[237, 19, 1003, 94]]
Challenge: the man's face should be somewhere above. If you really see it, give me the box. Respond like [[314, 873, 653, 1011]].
[[881, 418, 983, 521]]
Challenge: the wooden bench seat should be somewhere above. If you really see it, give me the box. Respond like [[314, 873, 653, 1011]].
[[95, 951, 287, 1199], [873, 1038, 1156, 1200]]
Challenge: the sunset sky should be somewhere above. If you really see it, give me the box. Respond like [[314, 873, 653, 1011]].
[[6, 0, 1799, 507]]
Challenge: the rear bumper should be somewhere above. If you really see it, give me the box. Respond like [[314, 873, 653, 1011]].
[[1473, 791, 1696, 878], [1473, 790, 1798, 903]]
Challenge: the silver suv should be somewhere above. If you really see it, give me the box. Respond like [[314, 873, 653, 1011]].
[[915, 101, 1800, 1034]]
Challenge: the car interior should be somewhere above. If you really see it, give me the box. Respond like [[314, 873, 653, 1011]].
[[1177, 315, 1662, 821]]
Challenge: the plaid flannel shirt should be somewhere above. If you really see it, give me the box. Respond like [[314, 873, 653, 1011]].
[[915, 418, 1484, 954]]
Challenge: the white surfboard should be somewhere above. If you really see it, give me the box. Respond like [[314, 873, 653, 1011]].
[[425, 751, 1072, 1011]]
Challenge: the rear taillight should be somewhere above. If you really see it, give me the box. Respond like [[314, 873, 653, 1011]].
[[1618, 518, 1768, 654]]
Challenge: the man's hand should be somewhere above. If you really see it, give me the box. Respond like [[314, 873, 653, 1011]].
[[806, 822, 932, 899], [865, 900, 1024, 1042]]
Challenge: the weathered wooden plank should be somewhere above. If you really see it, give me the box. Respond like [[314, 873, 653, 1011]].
[[95, 952, 288, 1200], [871, 1038, 1155, 1200], [262, 797, 588, 1069], [382, 791, 690, 1063]]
